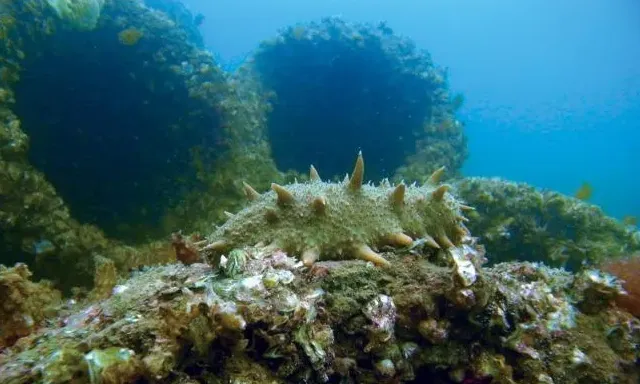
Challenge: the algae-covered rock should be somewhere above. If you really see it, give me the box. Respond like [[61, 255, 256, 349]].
[[0, 235, 637, 383], [0, 0, 277, 291], [453, 177, 640, 270], [1, 246, 637, 384], [236, 17, 467, 184], [0, 263, 61, 348], [144, 0, 205, 48], [2, 160, 634, 383]]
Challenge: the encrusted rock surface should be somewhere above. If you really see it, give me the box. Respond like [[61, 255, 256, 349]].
[[235, 17, 467, 183], [1, 244, 637, 384], [0, 263, 61, 349], [0, 0, 278, 291], [453, 177, 640, 270], [1, 168, 638, 384]]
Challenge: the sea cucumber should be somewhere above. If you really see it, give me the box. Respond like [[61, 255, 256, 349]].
[[201, 152, 471, 266]]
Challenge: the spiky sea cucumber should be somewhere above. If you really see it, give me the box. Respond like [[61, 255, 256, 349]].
[[202, 152, 471, 266]]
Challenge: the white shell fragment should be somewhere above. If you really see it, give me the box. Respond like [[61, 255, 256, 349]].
[[449, 246, 477, 287], [363, 294, 396, 333]]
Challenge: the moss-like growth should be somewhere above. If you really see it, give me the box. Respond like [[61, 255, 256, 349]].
[[321, 261, 386, 321], [453, 177, 640, 269], [236, 17, 467, 183], [0, 0, 279, 291], [0, 263, 61, 348]]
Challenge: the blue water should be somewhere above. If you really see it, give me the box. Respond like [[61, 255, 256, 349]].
[[184, 0, 640, 220]]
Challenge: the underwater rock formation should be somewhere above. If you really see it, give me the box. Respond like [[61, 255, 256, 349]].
[[0, 263, 61, 349], [0, 0, 278, 288], [144, 0, 205, 48], [1, 156, 638, 384], [453, 177, 640, 270], [236, 17, 467, 183], [1, 246, 637, 383], [10, 0, 224, 240]]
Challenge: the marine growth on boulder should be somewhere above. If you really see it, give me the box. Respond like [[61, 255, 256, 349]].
[[11, 0, 225, 240], [0, 0, 277, 291], [235, 17, 467, 184], [452, 177, 640, 270], [0, 223, 637, 383]]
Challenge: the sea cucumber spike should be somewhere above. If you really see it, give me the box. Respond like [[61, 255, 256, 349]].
[[348, 151, 364, 191], [271, 183, 294, 206], [312, 196, 327, 214], [243, 181, 260, 201], [456, 226, 468, 237], [391, 183, 406, 207], [385, 233, 413, 247], [202, 240, 228, 252], [380, 178, 391, 188], [456, 215, 469, 223], [309, 165, 321, 181], [437, 234, 455, 249], [224, 211, 234, 219], [354, 244, 390, 266], [424, 234, 441, 249], [431, 184, 450, 202], [302, 247, 320, 266], [427, 166, 446, 185], [459, 204, 475, 211]]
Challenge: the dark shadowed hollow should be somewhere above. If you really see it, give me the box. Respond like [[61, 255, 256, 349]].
[[13, 27, 222, 241], [250, 24, 439, 181]]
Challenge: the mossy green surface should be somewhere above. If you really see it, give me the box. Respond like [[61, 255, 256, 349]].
[[321, 262, 386, 321], [453, 177, 640, 269], [0, 0, 279, 292], [542, 314, 628, 384]]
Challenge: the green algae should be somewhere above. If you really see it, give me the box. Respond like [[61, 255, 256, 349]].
[[454, 177, 640, 269], [321, 262, 386, 322]]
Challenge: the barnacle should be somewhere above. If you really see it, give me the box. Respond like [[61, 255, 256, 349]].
[[201, 152, 469, 267]]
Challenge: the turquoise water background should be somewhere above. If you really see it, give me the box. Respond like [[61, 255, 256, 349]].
[[183, 0, 639, 220]]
